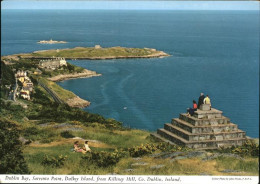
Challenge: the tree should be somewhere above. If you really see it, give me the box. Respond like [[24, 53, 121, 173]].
[[0, 118, 30, 174]]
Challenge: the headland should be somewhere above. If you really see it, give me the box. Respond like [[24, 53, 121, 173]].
[[47, 69, 101, 82]]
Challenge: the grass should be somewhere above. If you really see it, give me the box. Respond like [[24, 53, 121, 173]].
[[215, 156, 259, 175], [21, 122, 259, 175], [24, 140, 259, 175], [22, 124, 151, 174], [75, 126, 151, 149], [38, 77, 76, 102]]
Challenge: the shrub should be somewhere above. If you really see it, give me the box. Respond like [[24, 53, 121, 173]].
[[40, 138, 54, 144], [23, 127, 41, 137], [60, 131, 74, 138], [216, 140, 259, 157], [82, 150, 125, 167], [41, 155, 67, 168], [232, 140, 259, 157], [128, 144, 156, 157], [0, 118, 30, 174]]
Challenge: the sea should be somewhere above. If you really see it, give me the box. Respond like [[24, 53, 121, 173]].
[[1, 10, 259, 137]]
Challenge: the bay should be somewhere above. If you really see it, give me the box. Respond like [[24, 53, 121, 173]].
[[1, 10, 259, 137]]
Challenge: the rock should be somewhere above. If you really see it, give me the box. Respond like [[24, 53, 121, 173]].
[[150, 151, 185, 159], [39, 123, 50, 127], [23, 117, 29, 121], [173, 156, 189, 160], [186, 151, 207, 158], [202, 153, 244, 161], [150, 165, 165, 169], [66, 96, 90, 108], [53, 123, 71, 128], [150, 152, 167, 158], [19, 137, 31, 145], [72, 137, 84, 140], [124, 169, 135, 172], [161, 152, 185, 159], [63, 127, 84, 132], [131, 162, 149, 166], [132, 157, 142, 161]]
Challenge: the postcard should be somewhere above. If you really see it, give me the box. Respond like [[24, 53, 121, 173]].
[[0, 1, 259, 183]]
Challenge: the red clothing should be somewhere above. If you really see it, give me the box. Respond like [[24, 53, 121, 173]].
[[193, 103, 197, 109]]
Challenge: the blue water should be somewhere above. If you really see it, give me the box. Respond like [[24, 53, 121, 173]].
[[2, 10, 259, 137]]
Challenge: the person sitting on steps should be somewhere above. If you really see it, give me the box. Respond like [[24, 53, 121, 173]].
[[198, 93, 205, 109], [187, 100, 197, 116], [203, 95, 211, 110]]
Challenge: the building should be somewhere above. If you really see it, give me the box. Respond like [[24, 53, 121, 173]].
[[20, 88, 30, 100], [23, 82, 34, 92], [34, 68, 42, 75], [39, 57, 67, 70], [15, 70, 34, 100], [95, 45, 102, 49], [16, 70, 27, 77]]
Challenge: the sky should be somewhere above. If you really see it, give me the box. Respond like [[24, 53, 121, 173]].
[[1, 1, 259, 10]]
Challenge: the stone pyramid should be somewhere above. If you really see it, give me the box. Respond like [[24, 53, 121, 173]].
[[153, 104, 246, 149]]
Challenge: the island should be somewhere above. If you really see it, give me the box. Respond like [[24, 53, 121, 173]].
[[37, 39, 67, 44], [2, 45, 170, 60]]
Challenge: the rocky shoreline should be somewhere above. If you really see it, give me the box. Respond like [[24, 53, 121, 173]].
[[47, 69, 101, 82], [66, 96, 90, 108]]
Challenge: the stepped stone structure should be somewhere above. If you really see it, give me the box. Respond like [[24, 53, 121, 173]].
[[153, 104, 246, 149]]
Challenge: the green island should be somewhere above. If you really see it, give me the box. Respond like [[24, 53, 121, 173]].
[[2, 46, 170, 60], [0, 50, 258, 175]]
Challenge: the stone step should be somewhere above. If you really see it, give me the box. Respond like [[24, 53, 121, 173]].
[[157, 128, 188, 146], [157, 128, 246, 149], [164, 123, 245, 142], [172, 118, 238, 134], [150, 132, 176, 145], [193, 108, 223, 119], [179, 113, 230, 126], [152, 132, 218, 150]]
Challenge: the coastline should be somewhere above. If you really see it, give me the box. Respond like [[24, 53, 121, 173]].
[[47, 69, 101, 82], [48, 69, 102, 108], [66, 96, 90, 108]]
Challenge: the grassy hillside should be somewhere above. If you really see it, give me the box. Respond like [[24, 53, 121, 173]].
[[0, 58, 258, 176], [38, 77, 75, 102], [22, 124, 259, 175]]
